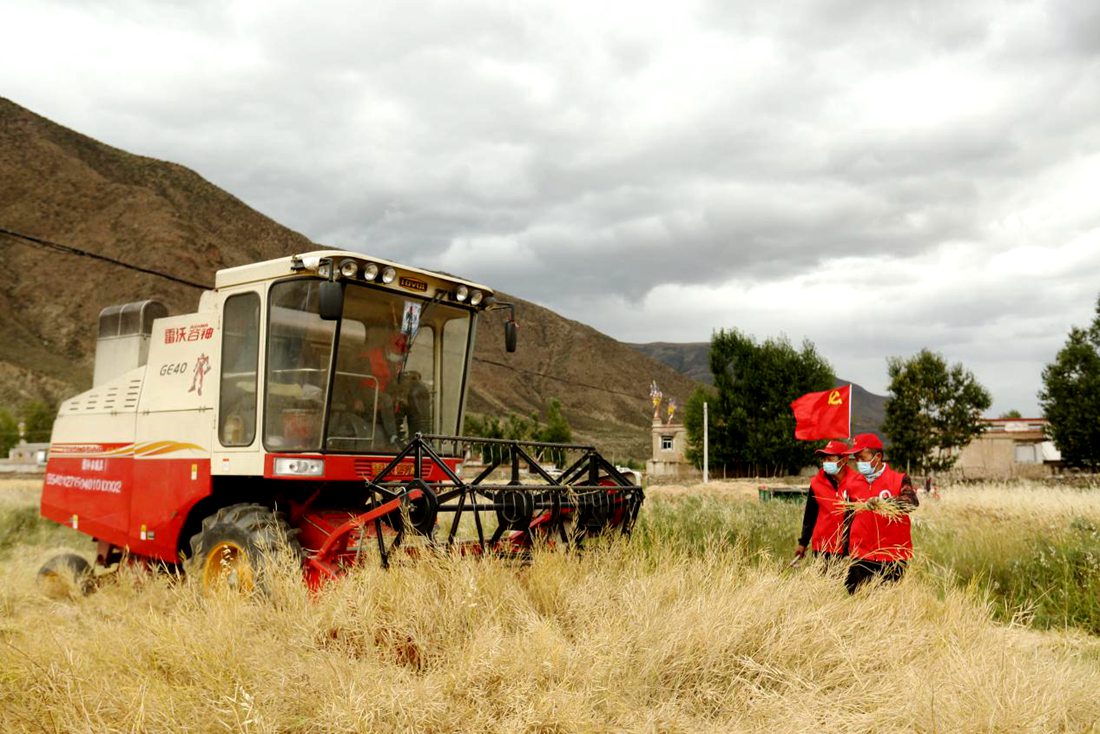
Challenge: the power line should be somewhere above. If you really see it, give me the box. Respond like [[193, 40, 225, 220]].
[[0, 224, 655, 403], [0, 225, 210, 290], [472, 356, 647, 401]]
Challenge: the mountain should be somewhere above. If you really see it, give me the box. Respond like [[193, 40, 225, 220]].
[[629, 341, 888, 436], [625, 341, 712, 385], [0, 97, 313, 405], [0, 98, 698, 460], [846, 382, 888, 437]]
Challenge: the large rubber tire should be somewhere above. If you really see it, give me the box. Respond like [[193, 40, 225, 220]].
[[188, 503, 303, 594], [37, 553, 94, 598]]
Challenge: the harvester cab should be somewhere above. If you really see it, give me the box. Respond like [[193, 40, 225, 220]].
[[41, 251, 643, 591]]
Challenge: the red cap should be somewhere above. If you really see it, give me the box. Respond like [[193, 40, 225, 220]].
[[849, 433, 883, 453], [815, 440, 851, 456]]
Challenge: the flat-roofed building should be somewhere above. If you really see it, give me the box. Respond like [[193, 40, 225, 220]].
[[954, 418, 1060, 479]]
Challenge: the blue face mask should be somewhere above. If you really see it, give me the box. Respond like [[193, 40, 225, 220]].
[[856, 460, 875, 475], [823, 461, 841, 475]]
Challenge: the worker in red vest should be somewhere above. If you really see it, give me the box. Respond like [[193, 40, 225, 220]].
[[357, 332, 429, 446], [794, 440, 852, 565], [843, 433, 919, 593]]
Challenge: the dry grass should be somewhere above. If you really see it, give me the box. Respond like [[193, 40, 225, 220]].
[[2, 479, 1100, 732], [923, 480, 1100, 522]]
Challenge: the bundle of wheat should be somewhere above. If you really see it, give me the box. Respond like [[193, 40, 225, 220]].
[[839, 498, 909, 522]]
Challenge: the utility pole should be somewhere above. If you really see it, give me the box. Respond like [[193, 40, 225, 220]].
[[703, 401, 709, 483]]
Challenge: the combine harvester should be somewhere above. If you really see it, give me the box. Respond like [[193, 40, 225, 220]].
[[39, 251, 643, 591]]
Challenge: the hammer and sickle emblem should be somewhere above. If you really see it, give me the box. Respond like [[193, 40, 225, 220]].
[[827, 390, 842, 406]]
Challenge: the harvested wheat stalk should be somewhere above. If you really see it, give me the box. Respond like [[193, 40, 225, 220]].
[[841, 499, 908, 522]]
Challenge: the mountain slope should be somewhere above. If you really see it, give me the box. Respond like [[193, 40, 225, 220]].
[[0, 98, 697, 459], [629, 341, 888, 436], [626, 341, 712, 385], [0, 97, 313, 404]]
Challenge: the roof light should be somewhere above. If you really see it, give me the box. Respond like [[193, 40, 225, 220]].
[[381, 266, 396, 284], [454, 285, 469, 302], [469, 290, 483, 306], [362, 263, 379, 281], [339, 259, 358, 278]]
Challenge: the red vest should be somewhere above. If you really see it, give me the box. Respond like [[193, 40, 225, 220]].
[[808, 469, 848, 554], [363, 348, 396, 391], [844, 464, 913, 561]]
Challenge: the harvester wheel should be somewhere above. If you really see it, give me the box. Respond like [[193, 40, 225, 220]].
[[188, 503, 303, 594], [36, 553, 94, 598]]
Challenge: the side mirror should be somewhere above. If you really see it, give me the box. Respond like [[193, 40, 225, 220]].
[[318, 280, 344, 320], [504, 319, 517, 353]]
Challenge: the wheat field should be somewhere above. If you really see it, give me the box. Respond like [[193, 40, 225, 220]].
[[2, 478, 1100, 733]]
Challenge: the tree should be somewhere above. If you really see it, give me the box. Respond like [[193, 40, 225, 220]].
[[0, 401, 56, 457], [683, 385, 715, 468], [684, 329, 835, 476], [882, 349, 992, 473], [20, 400, 55, 443], [1039, 296, 1100, 470], [534, 398, 572, 445], [463, 398, 571, 466], [534, 397, 573, 468], [999, 409, 1023, 419], [0, 408, 18, 457]]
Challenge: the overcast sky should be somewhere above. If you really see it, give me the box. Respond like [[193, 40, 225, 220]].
[[5, 0, 1100, 415]]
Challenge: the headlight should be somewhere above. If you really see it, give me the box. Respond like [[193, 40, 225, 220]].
[[362, 263, 379, 281], [339, 259, 358, 278], [454, 285, 469, 302], [273, 458, 324, 477], [469, 290, 483, 306], [381, 266, 397, 284]]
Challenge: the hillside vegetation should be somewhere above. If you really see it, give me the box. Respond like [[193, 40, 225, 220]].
[[2, 479, 1100, 732]]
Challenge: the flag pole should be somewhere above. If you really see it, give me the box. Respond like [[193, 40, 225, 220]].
[[703, 401, 709, 484], [848, 383, 853, 438]]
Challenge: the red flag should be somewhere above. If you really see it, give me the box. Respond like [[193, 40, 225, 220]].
[[790, 385, 852, 440]]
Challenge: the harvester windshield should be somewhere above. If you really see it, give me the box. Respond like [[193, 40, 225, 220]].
[[261, 278, 471, 453]]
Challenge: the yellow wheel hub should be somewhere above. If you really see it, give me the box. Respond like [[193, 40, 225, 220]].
[[202, 541, 255, 593]]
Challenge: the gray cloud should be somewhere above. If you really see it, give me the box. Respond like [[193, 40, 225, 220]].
[[3, 0, 1100, 414]]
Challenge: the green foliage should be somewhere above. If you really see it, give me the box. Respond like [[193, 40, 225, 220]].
[[882, 349, 992, 473], [0, 408, 18, 457], [464, 398, 572, 466], [535, 398, 571, 445], [635, 494, 799, 558], [1039, 296, 1100, 470], [683, 385, 716, 467], [20, 400, 56, 443], [999, 409, 1023, 419], [636, 491, 1100, 635], [534, 398, 572, 467], [685, 329, 835, 476], [0, 400, 57, 456], [465, 413, 529, 463], [919, 509, 1100, 634]]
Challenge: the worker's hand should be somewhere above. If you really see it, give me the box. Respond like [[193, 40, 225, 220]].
[[794, 544, 807, 559]]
